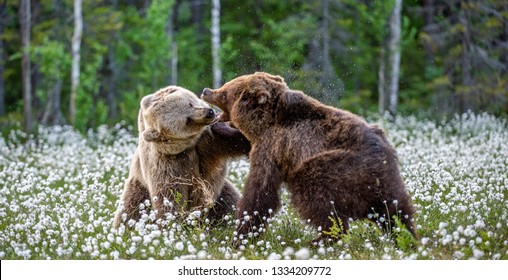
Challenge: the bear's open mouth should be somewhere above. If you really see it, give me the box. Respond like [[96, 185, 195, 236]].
[[210, 113, 220, 124], [217, 112, 230, 122]]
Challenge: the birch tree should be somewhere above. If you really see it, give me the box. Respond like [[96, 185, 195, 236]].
[[387, 0, 402, 119], [70, 0, 83, 125], [20, 0, 33, 132], [171, 37, 178, 85], [211, 0, 221, 88], [377, 47, 386, 115], [166, 4, 178, 85], [0, 2, 6, 116]]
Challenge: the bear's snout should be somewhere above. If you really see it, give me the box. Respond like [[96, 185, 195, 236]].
[[202, 88, 213, 97]]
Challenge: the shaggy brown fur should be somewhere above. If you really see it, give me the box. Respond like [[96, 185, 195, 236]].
[[202, 72, 416, 243], [113, 86, 250, 228]]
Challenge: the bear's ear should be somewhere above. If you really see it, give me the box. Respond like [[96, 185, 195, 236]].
[[255, 72, 287, 87], [142, 129, 161, 142], [141, 94, 153, 110], [280, 90, 310, 113], [265, 73, 286, 85]]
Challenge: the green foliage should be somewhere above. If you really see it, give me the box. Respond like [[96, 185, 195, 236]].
[[31, 39, 69, 81], [322, 216, 344, 240], [1, 0, 507, 131], [75, 42, 107, 131], [31, 38, 70, 101], [176, 26, 209, 91], [140, 0, 174, 87], [392, 216, 418, 251], [331, 0, 394, 109]]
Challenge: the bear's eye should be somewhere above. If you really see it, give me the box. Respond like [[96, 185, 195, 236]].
[[186, 117, 193, 125], [189, 103, 193, 108]]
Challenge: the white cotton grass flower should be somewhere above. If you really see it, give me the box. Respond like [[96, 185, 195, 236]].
[[294, 248, 310, 260], [1, 114, 507, 260], [282, 247, 294, 257], [174, 242, 184, 251], [267, 252, 281, 260], [197, 250, 207, 260], [472, 249, 484, 259]]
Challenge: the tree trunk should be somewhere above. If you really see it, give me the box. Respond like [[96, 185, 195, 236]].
[[20, 0, 33, 132], [211, 0, 221, 88], [388, 0, 402, 119], [105, 0, 118, 120], [106, 48, 118, 119], [502, 2, 508, 76], [70, 0, 83, 125], [321, 0, 335, 102], [422, 0, 435, 64], [166, 4, 178, 85], [322, 0, 331, 74], [459, 5, 473, 112], [502, 6, 508, 76], [191, 0, 206, 43], [378, 46, 386, 115], [41, 79, 65, 125], [0, 4, 5, 116], [171, 42, 178, 85]]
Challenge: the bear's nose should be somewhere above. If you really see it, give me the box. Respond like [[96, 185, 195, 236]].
[[202, 88, 212, 96], [206, 108, 215, 119]]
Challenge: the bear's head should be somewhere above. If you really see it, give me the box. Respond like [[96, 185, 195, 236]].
[[201, 72, 287, 137], [140, 86, 216, 153]]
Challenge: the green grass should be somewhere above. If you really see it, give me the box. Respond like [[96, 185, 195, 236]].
[[0, 112, 507, 259]]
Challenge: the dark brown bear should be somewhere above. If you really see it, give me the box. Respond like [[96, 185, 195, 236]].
[[202, 72, 416, 244]]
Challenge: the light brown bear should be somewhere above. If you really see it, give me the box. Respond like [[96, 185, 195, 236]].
[[113, 86, 250, 228], [202, 72, 416, 244]]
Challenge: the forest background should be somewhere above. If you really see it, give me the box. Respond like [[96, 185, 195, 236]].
[[1, 0, 507, 133]]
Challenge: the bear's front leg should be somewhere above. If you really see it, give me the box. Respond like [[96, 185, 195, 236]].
[[210, 122, 251, 156], [235, 150, 283, 245], [207, 179, 240, 225], [113, 177, 150, 228]]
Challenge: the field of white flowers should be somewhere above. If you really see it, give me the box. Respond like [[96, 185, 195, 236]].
[[0, 112, 506, 260]]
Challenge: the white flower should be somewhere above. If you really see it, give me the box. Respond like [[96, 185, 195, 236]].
[[473, 249, 484, 259], [283, 247, 294, 256], [188, 244, 197, 254], [197, 250, 207, 260], [175, 241, 184, 251], [190, 211, 201, 219], [294, 248, 310, 260], [267, 253, 281, 260]]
